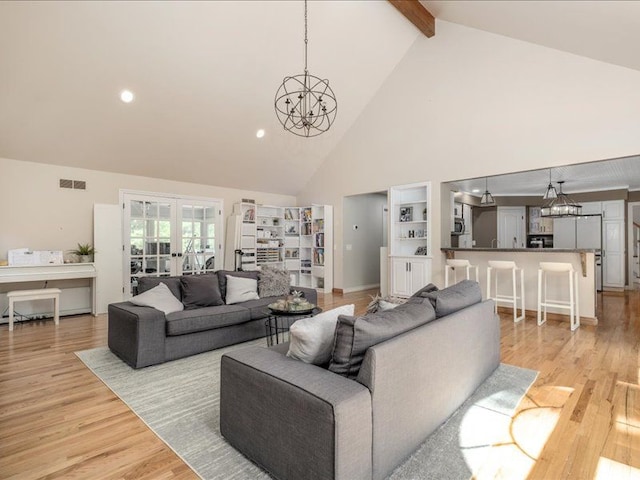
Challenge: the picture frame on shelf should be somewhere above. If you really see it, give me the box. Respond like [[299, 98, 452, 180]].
[[399, 207, 413, 222]]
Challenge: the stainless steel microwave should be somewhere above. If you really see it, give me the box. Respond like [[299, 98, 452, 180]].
[[452, 217, 465, 235]]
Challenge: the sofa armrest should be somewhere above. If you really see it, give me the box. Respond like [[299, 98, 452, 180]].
[[290, 285, 318, 305], [107, 302, 166, 369], [220, 346, 372, 480]]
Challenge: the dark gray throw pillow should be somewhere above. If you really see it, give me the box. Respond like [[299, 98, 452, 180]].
[[180, 274, 224, 309], [328, 299, 436, 379], [216, 270, 260, 302], [424, 279, 482, 317], [137, 276, 182, 301]]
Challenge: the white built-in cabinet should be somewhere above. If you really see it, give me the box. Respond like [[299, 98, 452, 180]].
[[228, 203, 333, 293], [578, 200, 625, 288], [389, 182, 432, 297]]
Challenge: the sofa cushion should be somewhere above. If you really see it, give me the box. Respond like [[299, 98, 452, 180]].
[[258, 264, 290, 298], [165, 305, 251, 336], [237, 297, 281, 320], [180, 274, 224, 309], [329, 299, 436, 379], [137, 276, 182, 301], [424, 280, 482, 317], [287, 304, 355, 365], [129, 282, 184, 315], [216, 270, 260, 301], [225, 275, 260, 304]]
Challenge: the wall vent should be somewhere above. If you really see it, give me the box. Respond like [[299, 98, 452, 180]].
[[73, 180, 86, 190], [59, 179, 73, 189]]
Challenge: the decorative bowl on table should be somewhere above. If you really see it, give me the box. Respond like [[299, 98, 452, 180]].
[[268, 298, 315, 314]]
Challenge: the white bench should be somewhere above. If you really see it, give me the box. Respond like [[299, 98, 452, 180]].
[[7, 288, 61, 331]]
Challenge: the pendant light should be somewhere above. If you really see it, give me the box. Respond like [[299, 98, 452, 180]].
[[274, 0, 337, 137], [542, 169, 557, 200], [540, 180, 582, 217], [480, 177, 496, 206]]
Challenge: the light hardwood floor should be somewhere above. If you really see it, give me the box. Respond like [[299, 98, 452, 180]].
[[0, 289, 639, 479]]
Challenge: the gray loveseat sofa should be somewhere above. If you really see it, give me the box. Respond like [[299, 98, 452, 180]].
[[220, 280, 500, 480], [108, 270, 317, 369]]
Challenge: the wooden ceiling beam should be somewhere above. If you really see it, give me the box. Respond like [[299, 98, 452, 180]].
[[388, 0, 436, 38]]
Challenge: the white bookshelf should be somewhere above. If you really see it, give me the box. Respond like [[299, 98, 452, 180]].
[[229, 203, 332, 292]]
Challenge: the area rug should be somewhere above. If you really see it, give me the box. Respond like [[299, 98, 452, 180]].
[[76, 342, 538, 480]]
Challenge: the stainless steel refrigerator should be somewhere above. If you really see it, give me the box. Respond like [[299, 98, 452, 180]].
[[553, 215, 602, 290]]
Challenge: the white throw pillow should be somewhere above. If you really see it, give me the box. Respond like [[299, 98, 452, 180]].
[[129, 282, 184, 315], [225, 275, 259, 304], [287, 304, 355, 365]]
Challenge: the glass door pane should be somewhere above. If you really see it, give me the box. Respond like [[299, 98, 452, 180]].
[[124, 195, 177, 296], [178, 201, 221, 275]]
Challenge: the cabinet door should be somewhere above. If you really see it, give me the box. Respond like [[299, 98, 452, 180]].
[[391, 258, 411, 297], [409, 259, 430, 294], [580, 201, 602, 215], [603, 220, 625, 287], [602, 200, 624, 220]]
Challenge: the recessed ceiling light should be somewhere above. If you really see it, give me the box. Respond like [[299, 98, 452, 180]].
[[472, 189, 480, 193], [120, 90, 135, 103], [256, 129, 265, 139]]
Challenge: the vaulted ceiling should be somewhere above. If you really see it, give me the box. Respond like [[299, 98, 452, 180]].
[[2, 1, 640, 196]]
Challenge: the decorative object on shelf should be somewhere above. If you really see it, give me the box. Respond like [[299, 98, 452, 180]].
[[542, 168, 558, 200], [480, 177, 496, 206], [274, 0, 337, 137], [540, 180, 582, 217], [415, 246, 428, 255], [70, 243, 96, 263], [399, 206, 413, 222]]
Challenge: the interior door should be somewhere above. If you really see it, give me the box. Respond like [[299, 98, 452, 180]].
[[179, 200, 223, 275], [497, 207, 525, 248]]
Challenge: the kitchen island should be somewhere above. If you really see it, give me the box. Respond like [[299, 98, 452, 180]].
[[441, 248, 598, 325]]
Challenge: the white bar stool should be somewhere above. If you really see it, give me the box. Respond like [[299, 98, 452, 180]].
[[537, 262, 580, 331], [486, 260, 525, 322], [444, 259, 479, 287]]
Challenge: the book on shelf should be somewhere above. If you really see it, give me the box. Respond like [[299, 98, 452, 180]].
[[313, 248, 324, 266], [302, 208, 312, 222], [313, 219, 324, 233], [315, 233, 324, 247], [301, 223, 312, 236]]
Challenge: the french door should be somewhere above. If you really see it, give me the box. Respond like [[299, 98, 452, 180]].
[[122, 192, 223, 298]]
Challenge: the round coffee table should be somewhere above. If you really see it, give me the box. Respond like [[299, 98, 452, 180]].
[[265, 305, 323, 346]]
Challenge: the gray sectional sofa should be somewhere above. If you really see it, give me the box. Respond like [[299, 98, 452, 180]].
[[220, 280, 500, 480], [108, 270, 317, 369]]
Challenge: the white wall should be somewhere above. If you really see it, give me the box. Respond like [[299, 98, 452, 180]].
[[0, 157, 296, 261], [297, 20, 640, 289], [343, 192, 387, 291]]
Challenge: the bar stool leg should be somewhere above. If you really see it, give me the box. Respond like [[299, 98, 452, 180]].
[[512, 267, 517, 321], [537, 269, 544, 326], [445, 266, 450, 288], [520, 268, 525, 320], [474, 266, 479, 283], [486, 267, 492, 310], [574, 271, 580, 330]]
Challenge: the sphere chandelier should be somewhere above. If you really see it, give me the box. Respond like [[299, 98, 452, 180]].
[[274, 0, 337, 137]]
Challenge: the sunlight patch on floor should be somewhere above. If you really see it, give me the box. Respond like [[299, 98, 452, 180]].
[[595, 457, 640, 480]]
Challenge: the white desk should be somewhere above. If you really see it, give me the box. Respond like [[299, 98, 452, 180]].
[[0, 263, 97, 315]]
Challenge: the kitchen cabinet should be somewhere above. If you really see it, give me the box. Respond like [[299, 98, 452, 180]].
[[390, 257, 431, 297], [528, 206, 553, 234]]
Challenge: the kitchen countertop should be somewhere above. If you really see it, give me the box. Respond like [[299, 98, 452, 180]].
[[441, 247, 598, 253]]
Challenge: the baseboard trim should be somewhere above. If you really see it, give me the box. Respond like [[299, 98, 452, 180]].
[[342, 284, 380, 294], [332, 288, 344, 295], [497, 306, 597, 326]]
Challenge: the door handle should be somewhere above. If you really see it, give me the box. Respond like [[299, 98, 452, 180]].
[[171, 253, 177, 257], [177, 252, 183, 257]]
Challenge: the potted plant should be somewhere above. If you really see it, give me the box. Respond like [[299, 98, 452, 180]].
[[70, 243, 96, 263]]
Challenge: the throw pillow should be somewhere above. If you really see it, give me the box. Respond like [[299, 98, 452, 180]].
[[329, 300, 436, 379], [216, 270, 260, 301], [137, 276, 182, 301], [129, 282, 184, 315], [366, 294, 407, 313], [180, 274, 224, 309], [424, 279, 482, 317], [287, 304, 355, 365], [225, 275, 259, 304], [258, 264, 291, 298]]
